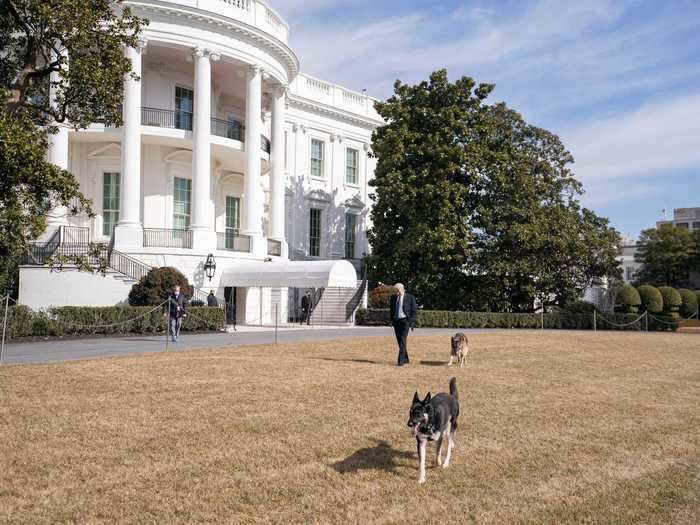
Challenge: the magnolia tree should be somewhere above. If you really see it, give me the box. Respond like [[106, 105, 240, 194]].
[[0, 0, 145, 295], [368, 70, 621, 312]]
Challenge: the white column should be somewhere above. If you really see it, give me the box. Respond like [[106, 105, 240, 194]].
[[46, 52, 69, 232], [243, 65, 265, 255], [269, 85, 287, 252], [114, 41, 145, 249], [190, 48, 219, 250]]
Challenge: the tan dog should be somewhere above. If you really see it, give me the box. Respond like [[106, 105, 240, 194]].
[[449, 332, 468, 367]]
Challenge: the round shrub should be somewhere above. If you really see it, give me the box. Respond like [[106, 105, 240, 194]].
[[658, 286, 682, 316], [678, 289, 698, 317], [128, 267, 193, 306], [616, 284, 641, 313], [637, 285, 663, 313], [368, 284, 398, 308]]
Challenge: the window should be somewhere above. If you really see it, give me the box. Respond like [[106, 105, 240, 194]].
[[102, 172, 120, 236], [625, 266, 634, 282], [175, 86, 193, 130], [693, 221, 700, 230], [345, 148, 359, 185], [309, 208, 321, 257], [173, 177, 192, 229], [345, 213, 357, 259], [310, 139, 324, 178], [225, 196, 241, 249], [677, 222, 689, 229]]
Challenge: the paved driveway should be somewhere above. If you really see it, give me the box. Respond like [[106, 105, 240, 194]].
[[1, 327, 477, 366]]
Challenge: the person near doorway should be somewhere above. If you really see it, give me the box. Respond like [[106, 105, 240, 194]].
[[207, 290, 218, 307], [167, 285, 188, 343], [390, 283, 417, 366], [301, 290, 312, 326]]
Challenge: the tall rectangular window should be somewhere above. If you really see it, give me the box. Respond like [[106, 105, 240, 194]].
[[309, 208, 321, 257], [310, 139, 324, 178], [102, 172, 120, 237], [173, 177, 192, 229], [175, 86, 193, 130], [345, 213, 357, 259], [225, 196, 241, 249], [345, 148, 359, 185]]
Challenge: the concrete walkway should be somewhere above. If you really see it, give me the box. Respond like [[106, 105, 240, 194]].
[[1, 327, 472, 366]]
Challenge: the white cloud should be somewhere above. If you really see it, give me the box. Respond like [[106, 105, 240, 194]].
[[565, 92, 700, 181]]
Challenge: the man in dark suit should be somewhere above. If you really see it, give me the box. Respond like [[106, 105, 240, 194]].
[[301, 290, 312, 326], [390, 283, 417, 366], [167, 285, 188, 342]]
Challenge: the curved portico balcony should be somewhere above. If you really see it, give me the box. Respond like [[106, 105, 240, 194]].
[[140, 107, 271, 153]]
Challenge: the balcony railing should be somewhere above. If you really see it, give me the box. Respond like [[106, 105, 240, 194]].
[[143, 228, 192, 249], [142, 107, 192, 131], [211, 117, 244, 141], [261, 135, 271, 154], [267, 239, 282, 257], [217, 231, 251, 253]]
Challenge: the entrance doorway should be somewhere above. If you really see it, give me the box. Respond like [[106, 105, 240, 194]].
[[224, 286, 237, 326]]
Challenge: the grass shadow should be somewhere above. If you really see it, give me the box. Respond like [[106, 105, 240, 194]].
[[419, 360, 448, 367], [331, 439, 414, 475], [312, 357, 380, 365]]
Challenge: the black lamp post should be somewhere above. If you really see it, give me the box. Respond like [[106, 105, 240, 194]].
[[204, 253, 216, 281]]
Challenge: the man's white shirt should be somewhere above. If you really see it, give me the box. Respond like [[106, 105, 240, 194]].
[[396, 294, 407, 320]]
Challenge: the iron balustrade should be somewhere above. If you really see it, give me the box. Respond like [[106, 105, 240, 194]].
[[217, 231, 251, 253], [59, 225, 90, 244], [143, 228, 193, 249], [141, 107, 193, 131], [267, 239, 282, 256], [261, 135, 271, 153], [211, 118, 244, 140]]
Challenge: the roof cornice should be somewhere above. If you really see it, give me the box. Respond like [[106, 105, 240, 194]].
[[288, 94, 384, 130]]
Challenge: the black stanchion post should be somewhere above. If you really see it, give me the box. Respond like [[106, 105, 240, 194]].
[[645, 311, 649, 332], [593, 309, 597, 333]]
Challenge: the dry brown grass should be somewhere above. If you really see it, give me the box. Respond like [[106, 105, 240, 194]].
[[1, 332, 699, 524]]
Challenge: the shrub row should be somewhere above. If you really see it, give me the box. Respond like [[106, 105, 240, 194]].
[[618, 283, 698, 318], [356, 309, 679, 332], [3, 305, 224, 339]]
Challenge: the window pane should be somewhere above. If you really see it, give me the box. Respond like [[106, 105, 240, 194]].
[[346, 148, 358, 184], [102, 172, 120, 236], [310, 139, 324, 177], [345, 213, 356, 259], [173, 177, 191, 229], [309, 208, 321, 257], [226, 196, 240, 231]]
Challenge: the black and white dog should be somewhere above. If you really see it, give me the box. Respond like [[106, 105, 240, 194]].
[[407, 377, 459, 484]]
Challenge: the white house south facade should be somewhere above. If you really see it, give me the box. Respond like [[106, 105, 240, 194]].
[[18, 0, 383, 325]]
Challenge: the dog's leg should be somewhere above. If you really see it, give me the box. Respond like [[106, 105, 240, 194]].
[[448, 355, 453, 366], [418, 439, 427, 484], [460, 354, 465, 367], [442, 429, 453, 468], [436, 437, 444, 466]]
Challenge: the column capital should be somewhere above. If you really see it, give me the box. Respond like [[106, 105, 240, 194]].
[[363, 142, 371, 152], [273, 84, 288, 98], [192, 47, 220, 61], [247, 64, 263, 77], [135, 39, 148, 52]]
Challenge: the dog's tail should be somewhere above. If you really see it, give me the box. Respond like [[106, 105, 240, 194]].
[[449, 377, 458, 400]]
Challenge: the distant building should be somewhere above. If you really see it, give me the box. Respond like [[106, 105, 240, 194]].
[[619, 243, 641, 283], [656, 207, 700, 231]]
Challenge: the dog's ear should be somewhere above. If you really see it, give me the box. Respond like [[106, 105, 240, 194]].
[[424, 392, 431, 403], [412, 391, 420, 404]]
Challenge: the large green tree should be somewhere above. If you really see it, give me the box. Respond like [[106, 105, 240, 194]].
[[0, 0, 144, 295], [368, 70, 621, 311], [634, 224, 698, 287]]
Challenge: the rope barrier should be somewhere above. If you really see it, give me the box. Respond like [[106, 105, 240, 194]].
[[596, 312, 646, 329], [45, 300, 169, 330]]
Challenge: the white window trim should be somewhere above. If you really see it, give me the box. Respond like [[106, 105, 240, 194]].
[[100, 170, 121, 240], [344, 145, 360, 188], [171, 174, 193, 230], [309, 136, 327, 180]]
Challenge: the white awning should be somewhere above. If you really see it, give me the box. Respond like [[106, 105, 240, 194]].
[[219, 259, 358, 289]]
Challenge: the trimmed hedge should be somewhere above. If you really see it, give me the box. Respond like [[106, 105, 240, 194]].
[[658, 286, 682, 317], [4, 305, 224, 339], [368, 284, 398, 309], [616, 284, 641, 313], [356, 309, 677, 332], [638, 285, 663, 314], [677, 289, 698, 318]]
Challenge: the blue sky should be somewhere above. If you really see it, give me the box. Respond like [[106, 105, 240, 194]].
[[273, 0, 700, 239]]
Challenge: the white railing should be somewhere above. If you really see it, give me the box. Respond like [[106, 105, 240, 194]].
[[306, 77, 332, 96], [266, 6, 282, 29], [343, 89, 364, 105], [220, 0, 250, 9]]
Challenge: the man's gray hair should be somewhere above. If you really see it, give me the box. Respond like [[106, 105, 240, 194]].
[[395, 283, 405, 292]]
